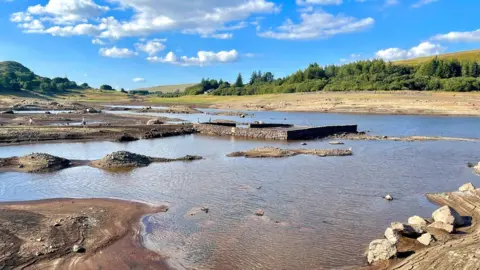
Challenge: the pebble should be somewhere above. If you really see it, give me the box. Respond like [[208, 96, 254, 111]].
[[255, 209, 265, 216]]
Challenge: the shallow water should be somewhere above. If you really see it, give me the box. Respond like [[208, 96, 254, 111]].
[[1, 110, 479, 269]]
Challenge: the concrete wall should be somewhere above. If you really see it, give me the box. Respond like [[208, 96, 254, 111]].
[[249, 123, 293, 128], [287, 125, 357, 140]]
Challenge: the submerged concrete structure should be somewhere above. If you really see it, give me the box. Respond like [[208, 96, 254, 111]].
[[194, 123, 357, 140]]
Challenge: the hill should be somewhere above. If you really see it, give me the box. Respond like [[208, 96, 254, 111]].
[[0, 61, 35, 75], [395, 49, 480, 65], [136, 83, 195, 93]]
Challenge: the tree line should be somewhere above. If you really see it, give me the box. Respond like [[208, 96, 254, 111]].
[[184, 58, 480, 96]]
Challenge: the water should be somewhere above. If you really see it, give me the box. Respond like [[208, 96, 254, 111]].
[[0, 111, 479, 269], [106, 108, 480, 138]]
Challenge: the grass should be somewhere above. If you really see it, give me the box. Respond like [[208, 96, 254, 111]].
[[135, 83, 195, 93], [395, 49, 480, 65]]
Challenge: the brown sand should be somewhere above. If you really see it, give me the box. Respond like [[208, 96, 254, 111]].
[[0, 198, 169, 269]]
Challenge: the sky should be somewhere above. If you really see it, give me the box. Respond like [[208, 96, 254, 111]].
[[0, 0, 479, 90]]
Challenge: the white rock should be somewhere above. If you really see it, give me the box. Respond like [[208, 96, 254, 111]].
[[391, 222, 424, 236], [427, 221, 454, 233], [417, 233, 435, 246], [408, 215, 428, 226], [367, 239, 397, 264], [384, 227, 400, 245], [432, 206, 464, 227], [384, 194, 393, 201], [459, 183, 476, 192]]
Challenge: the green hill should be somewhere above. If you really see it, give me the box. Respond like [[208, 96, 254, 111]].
[[136, 83, 195, 93], [0, 61, 35, 75], [395, 49, 480, 65]]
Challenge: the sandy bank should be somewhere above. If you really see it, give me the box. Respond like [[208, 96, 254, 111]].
[[0, 198, 168, 269]]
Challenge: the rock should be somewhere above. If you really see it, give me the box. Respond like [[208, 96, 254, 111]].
[[45, 111, 51, 114], [36, 238, 42, 242], [329, 141, 344, 145], [255, 209, 265, 216], [459, 183, 476, 192], [2, 153, 72, 173], [72, 244, 85, 253], [240, 114, 245, 118], [116, 133, 138, 142], [146, 119, 163, 125], [408, 215, 428, 226], [18, 164, 24, 168], [384, 227, 400, 245], [432, 206, 464, 227], [427, 221, 454, 233], [384, 194, 393, 201], [417, 233, 435, 246], [367, 239, 397, 264], [301, 142, 307, 146], [391, 222, 424, 237], [201, 207, 209, 214]]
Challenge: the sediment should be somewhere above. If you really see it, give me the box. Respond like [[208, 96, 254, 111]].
[[0, 198, 169, 269], [0, 153, 79, 173], [90, 151, 202, 169], [227, 147, 353, 158]]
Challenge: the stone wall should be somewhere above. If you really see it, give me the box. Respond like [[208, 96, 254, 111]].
[[195, 124, 288, 140], [194, 124, 357, 140], [249, 123, 293, 128]]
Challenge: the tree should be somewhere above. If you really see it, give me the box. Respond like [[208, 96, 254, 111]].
[[263, 72, 275, 83], [80, 83, 90, 89], [235, 73, 244, 87], [100, 84, 113, 90], [120, 88, 127, 93], [249, 71, 258, 85]]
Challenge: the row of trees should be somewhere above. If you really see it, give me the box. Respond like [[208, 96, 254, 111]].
[[0, 70, 92, 93], [185, 58, 480, 96]]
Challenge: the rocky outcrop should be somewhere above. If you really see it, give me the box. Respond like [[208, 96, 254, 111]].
[[407, 215, 428, 226], [116, 133, 138, 142], [90, 151, 202, 169], [227, 147, 353, 158], [427, 221, 454, 233], [417, 233, 435, 246], [0, 153, 72, 173], [474, 162, 480, 175], [432, 205, 464, 227], [390, 222, 425, 237], [367, 239, 397, 264], [459, 182, 476, 192], [384, 227, 400, 245]]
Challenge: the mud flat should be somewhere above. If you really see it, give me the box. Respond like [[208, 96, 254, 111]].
[[0, 198, 169, 269], [330, 132, 480, 143], [227, 147, 353, 158], [108, 105, 202, 114]]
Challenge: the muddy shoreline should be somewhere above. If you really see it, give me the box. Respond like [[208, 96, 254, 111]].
[[0, 198, 169, 269]]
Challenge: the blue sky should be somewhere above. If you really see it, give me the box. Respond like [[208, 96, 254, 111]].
[[1, 0, 479, 90]]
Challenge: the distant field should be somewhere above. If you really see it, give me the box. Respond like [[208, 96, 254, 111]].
[[395, 49, 480, 65], [136, 83, 195, 93]]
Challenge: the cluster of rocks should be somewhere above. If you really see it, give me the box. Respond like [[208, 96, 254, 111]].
[[473, 162, 480, 175], [367, 183, 475, 265]]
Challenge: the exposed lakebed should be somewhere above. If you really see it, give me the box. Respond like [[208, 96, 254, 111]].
[[0, 109, 479, 269]]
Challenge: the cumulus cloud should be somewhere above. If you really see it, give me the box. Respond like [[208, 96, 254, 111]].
[[384, 0, 399, 7], [296, 0, 343, 5], [11, 0, 279, 39], [412, 0, 439, 8], [432, 29, 480, 42], [201, 33, 233, 39], [375, 42, 446, 61], [147, 50, 239, 66], [99, 46, 138, 58], [133, 77, 146, 82], [340, 53, 361, 63], [258, 10, 374, 40], [92, 38, 105, 45], [135, 38, 167, 55]]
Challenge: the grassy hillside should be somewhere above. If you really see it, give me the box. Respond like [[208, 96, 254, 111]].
[[395, 49, 480, 65], [136, 83, 195, 93], [0, 61, 35, 75]]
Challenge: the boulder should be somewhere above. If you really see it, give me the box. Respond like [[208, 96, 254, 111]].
[[427, 221, 454, 233], [367, 239, 397, 264], [255, 209, 265, 216], [384, 227, 400, 245], [432, 206, 464, 227], [147, 119, 163, 125], [116, 133, 138, 142], [459, 183, 476, 192], [417, 233, 435, 246], [72, 244, 85, 253], [408, 215, 428, 226], [391, 222, 424, 237], [384, 194, 393, 201]]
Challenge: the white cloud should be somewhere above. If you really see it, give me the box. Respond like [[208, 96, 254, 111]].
[[412, 0, 439, 8], [99, 46, 138, 58], [296, 0, 342, 5], [148, 50, 239, 66], [92, 38, 105, 45], [375, 42, 446, 61], [384, 0, 399, 6], [340, 53, 361, 63], [27, 0, 109, 24], [201, 33, 233, 39], [135, 38, 167, 55], [432, 29, 480, 43], [258, 11, 374, 40], [12, 0, 279, 39], [133, 77, 146, 82]]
